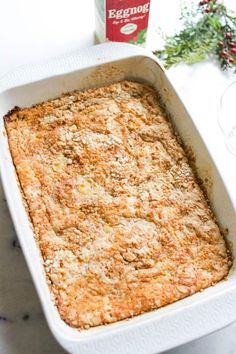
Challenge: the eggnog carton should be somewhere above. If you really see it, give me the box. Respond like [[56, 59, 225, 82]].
[[95, 0, 151, 47]]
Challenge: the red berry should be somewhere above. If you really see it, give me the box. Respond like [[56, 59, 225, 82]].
[[221, 50, 228, 58], [218, 41, 224, 47], [133, 36, 138, 41], [204, 0, 209, 3], [225, 32, 232, 39], [205, 7, 210, 12], [231, 47, 236, 54], [229, 42, 235, 47], [229, 57, 235, 64]]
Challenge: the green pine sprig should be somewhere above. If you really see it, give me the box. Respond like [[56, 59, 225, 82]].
[[154, 0, 236, 71]]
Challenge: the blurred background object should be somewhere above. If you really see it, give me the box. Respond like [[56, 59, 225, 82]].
[[218, 80, 236, 155], [95, 0, 151, 47]]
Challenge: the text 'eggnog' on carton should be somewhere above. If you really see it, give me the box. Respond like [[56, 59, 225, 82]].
[[95, 0, 151, 47]]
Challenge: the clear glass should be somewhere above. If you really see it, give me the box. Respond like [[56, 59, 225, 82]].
[[218, 81, 236, 156]]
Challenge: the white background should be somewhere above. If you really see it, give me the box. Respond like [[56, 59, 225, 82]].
[[0, 0, 236, 353]]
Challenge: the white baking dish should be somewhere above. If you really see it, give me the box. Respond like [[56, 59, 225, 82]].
[[0, 43, 236, 354]]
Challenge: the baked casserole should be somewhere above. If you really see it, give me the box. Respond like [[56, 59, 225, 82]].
[[4, 81, 231, 329]]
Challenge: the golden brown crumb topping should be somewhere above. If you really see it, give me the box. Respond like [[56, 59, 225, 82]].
[[5, 81, 230, 329]]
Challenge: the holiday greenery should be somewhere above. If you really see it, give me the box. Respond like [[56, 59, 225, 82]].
[[154, 0, 236, 71]]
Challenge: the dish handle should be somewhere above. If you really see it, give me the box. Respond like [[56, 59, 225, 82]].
[[0, 43, 161, 93]]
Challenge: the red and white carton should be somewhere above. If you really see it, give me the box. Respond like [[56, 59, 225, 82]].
[[95, 0, 151, 47]]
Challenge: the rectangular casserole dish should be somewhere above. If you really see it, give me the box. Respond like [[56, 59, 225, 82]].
[[0, 42, 236, 354]]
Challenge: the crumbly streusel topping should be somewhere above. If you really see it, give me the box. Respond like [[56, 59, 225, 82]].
[[5, 81, 231, 329]]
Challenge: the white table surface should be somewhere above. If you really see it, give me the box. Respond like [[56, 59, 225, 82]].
[[0, 0, 236, 353]]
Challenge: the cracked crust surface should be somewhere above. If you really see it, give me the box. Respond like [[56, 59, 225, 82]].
[[5, 81, 231, 329]]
